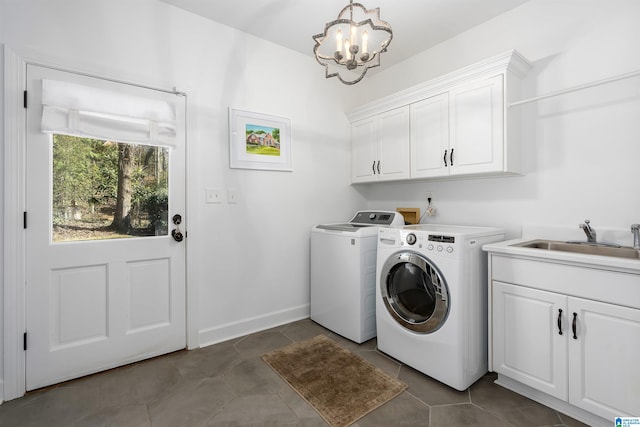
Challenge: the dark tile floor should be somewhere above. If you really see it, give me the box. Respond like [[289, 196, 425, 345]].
[[0, 319, 589, 427]]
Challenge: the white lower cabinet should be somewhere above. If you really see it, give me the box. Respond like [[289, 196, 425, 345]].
[[492, 280, 640, 421], [492, 282, 568, 400], [568, 297, 640, 419]]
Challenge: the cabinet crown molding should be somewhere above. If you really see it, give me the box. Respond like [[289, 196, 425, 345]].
[[347, 49, 532, 123]]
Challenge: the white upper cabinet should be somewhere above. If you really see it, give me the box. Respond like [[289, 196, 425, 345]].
[[348, 50, 531, 184], [377, 107, 410, 180], [449, 75, 504, 176], [351, 116, 378, 182], [351, 106, 410, 183], [410, 93, 449, 179]]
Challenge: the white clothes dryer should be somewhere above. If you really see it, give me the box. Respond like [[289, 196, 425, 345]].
[[376, 224, 504, 390], [311, 211, 404, 343]]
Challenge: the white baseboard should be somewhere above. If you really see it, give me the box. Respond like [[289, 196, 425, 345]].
[[198, 304, 310, 348], [495, 374, 610, 427]]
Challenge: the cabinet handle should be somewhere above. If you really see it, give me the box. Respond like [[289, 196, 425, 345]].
[[372, 161, 376, 174], [450, 148, 454, 166], [557, 309, 563, 335], [443, 149, 448, 167], [376, 160, 381, 174], [572, 312, 578, 339]]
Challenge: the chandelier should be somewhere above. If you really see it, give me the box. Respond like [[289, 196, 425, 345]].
[[312, 0, 393, 85]]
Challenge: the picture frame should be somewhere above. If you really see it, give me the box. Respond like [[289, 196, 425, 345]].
[[229, 108, 292, 171]]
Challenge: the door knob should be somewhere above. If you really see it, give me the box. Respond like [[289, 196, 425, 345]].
[[172, 214, 184, 241], [171, 229, 184, 242]]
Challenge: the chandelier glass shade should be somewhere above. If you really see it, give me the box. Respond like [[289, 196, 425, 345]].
[[313, 1, 393, 85]]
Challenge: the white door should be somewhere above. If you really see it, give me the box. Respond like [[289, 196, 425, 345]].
[[25, 65, 186, 390], [377, 106, 410, 181], [568, 297, 640, 420], [492, 281, 568, 400], [449, 75, 504, 175], [351, 116, 378, 183], [410, 93, 449, 179]]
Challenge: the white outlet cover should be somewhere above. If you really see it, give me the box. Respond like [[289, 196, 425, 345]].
[[227, 189, 237, 204], [205, 188, 221, 204]]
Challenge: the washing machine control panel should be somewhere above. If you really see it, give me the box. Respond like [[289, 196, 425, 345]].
[[349, 210, 405, 226]]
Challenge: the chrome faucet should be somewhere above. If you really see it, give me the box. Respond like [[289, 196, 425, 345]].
[[579, 220, 597, 243], [632, 224, 640, 249]]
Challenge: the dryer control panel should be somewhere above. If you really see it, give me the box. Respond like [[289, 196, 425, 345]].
[[383, 228, 461, 258], [429, 235, 455, 243]]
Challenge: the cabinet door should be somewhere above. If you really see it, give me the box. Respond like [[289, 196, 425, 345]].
[[351, 116, 378, 183], [377, 106, 410, 181], [492, 281, 568, 400], [410, 93, 449, 178], [449, 75, 504, 175], [568, 298, 640, 420]]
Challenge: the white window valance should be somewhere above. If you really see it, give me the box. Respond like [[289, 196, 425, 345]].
[[41, 79, 178, 149]]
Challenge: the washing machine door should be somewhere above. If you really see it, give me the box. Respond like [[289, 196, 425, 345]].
[[380, 251, 450, 333]]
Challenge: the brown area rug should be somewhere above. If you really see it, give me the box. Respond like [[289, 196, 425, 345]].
[[261, 335, 407, 427]]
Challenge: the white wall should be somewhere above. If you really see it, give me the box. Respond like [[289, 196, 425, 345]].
[[0, 0, 365, 397], [352, 0, 640, 241]]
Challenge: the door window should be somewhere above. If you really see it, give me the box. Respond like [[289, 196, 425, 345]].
[[52, 134, 169, 242]]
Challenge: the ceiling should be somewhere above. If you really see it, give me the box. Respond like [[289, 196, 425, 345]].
[[159, 0, 529, 67]]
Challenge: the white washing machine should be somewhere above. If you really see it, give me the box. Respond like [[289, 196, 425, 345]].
[[311, 210, 405, 343], [376, 224, 504, 390]]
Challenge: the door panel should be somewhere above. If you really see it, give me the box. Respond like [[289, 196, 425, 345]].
[[351, 117, 378, 182], [449, 75, 504, 175], [377, 106, 410, 180], [51, 265, 108, 350], [410, 93, 449, 178], [25, 64, 186, 390], [568, 297, 640, 419], [492, 281, 568, 400]]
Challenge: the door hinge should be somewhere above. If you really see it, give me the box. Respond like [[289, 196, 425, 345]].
[[23, 332, 27, 351], [24, 211, 27, 229], [23, 90, 28, 109]]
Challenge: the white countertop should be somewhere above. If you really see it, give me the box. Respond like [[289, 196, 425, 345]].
[[483, 237, 640, 274]]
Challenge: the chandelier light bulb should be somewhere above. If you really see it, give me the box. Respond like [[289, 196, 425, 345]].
[[362, 30, 369, 54]]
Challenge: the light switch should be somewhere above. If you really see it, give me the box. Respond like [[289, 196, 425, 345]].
[[205, 188, 221, 204], [227, 189, 238, 204]]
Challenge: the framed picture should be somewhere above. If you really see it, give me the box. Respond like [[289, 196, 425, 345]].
[[229, 108, 292, 171]]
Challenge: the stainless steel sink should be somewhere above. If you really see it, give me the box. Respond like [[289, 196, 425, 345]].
[[511, 239, 640, 259]]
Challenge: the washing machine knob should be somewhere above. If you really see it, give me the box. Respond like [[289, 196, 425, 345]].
[[369, 213, 377, 220], [446, 246, 454, 253], [406, 233, 417, 245]]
